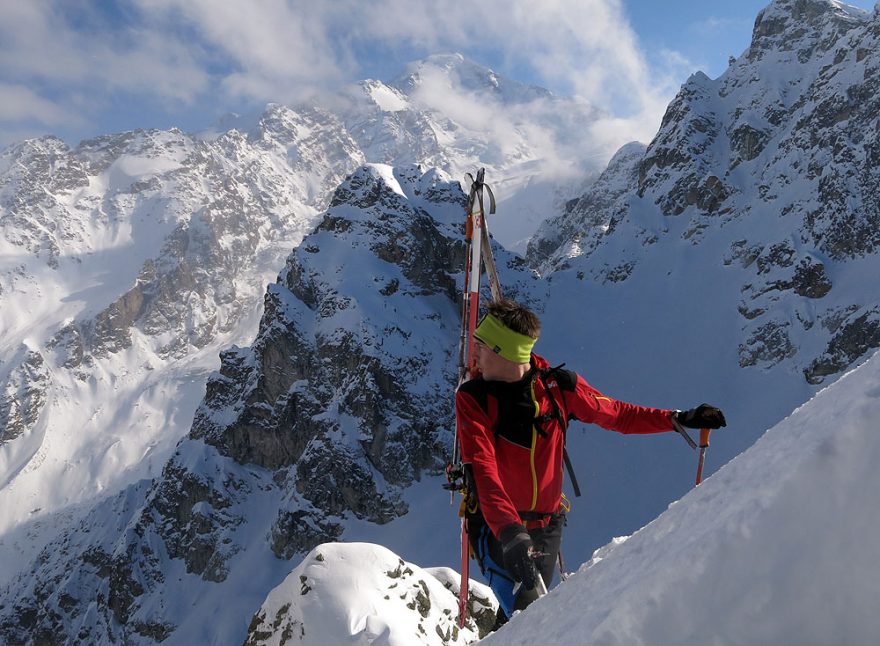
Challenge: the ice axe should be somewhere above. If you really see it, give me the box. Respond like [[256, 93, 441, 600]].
[[694, 428, 711, 486], [511, 549, 549, 605], [671, 418, 712, 487]]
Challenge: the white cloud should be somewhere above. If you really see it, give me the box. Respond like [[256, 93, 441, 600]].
[[133, 0, 683, 128], [0, 2, 208, 96], [0, 0, 209, 138], [0, 0, 690, 157], [135, 0, 352, 103], [337, 0, 683, 151], [0, 84, 71, 126]]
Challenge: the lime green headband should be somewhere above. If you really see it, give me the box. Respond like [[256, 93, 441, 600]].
[[474, 313, 537, 364]]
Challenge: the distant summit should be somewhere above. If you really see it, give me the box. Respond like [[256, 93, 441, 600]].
[[392, 52, 555, 104]]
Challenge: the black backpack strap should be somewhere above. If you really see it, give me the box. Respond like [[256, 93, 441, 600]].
[[538, 365, 582, 498]]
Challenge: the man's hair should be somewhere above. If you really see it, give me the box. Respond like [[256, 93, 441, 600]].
[[486, 299, 541, 339]]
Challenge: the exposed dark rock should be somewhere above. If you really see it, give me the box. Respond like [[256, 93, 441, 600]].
[[805, 310, 880, 383], [0, 349, 49, 446], [146, 461, 242, 582], [729, 123, 770, 164], [724, 240, 764, 268], [269, 510, 344, 560], [739, 320, 798, 367], [756, 241, 796, 274], [792, 257, 832, 298]]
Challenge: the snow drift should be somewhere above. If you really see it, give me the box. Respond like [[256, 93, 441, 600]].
[[244, 542, 497, 645]]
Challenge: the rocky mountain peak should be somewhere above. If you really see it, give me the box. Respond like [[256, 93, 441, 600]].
[[748, 0, 870, 61], [529, 0, 880, 386], [527, 141, 646, 272]]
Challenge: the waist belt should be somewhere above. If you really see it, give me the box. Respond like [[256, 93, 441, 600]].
[[519, 510, 556, 521], [518, 510, 561, 529]]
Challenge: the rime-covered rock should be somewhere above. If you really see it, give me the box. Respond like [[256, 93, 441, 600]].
[[244, 543, 496, 645]]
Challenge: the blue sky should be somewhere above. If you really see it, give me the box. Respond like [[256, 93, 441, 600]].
[[0, 0, 876, 150]]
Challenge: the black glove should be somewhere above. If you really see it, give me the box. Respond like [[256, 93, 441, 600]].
[[675, 404, 727, 429], [499, 524, 539, 590]]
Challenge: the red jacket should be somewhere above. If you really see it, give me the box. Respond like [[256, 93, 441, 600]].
[[455, 353, 674, 537]]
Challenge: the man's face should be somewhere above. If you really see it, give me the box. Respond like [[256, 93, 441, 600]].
[[473, 337, 513, 380]]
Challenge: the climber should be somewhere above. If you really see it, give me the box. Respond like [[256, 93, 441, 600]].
[[455, 298, 726, 626]]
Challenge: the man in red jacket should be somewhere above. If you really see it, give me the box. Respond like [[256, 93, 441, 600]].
[[455, 299, 726, 625]]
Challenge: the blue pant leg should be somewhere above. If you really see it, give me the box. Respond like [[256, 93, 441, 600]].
[[474, 524, 517, 617]]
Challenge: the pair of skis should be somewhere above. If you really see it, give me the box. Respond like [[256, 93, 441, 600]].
[[447, 168, 497, 629], [458, 167, 501, 384], [447, 170, 560, 627]]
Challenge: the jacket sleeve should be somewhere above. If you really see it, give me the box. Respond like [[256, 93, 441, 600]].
[[563, 373, 674, 435], [455, 388, 522, 537]]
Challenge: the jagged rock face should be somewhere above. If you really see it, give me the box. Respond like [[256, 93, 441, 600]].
[[529, 0, 880, 384], [0, 479, 155, 644], [804, 309, 880, 384], [638, 71, 724, 218], [0, 349, 49, 446], [0, 137, 92, 268], [526, 142, 647, 274], [0, 165, 533, 644], [27, 114, 362, 364], [191, 165, 477, 533]]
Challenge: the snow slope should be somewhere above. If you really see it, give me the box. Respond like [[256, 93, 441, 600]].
[[484, 348, 880, 645]]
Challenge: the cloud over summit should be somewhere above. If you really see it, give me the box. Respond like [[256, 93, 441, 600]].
[[0, 0, 689, 151]]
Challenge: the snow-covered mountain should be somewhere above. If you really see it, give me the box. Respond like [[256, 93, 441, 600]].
[[0, 165, 533, 644], [531, 0, 880, 385], [0, 113, 362, 586], [3, 1, 880, 644], [0, 55, 594, 588]]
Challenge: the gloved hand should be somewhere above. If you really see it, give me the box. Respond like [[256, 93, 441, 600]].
[[675, 404, 727, 429], [499, 524, 539, 590]]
